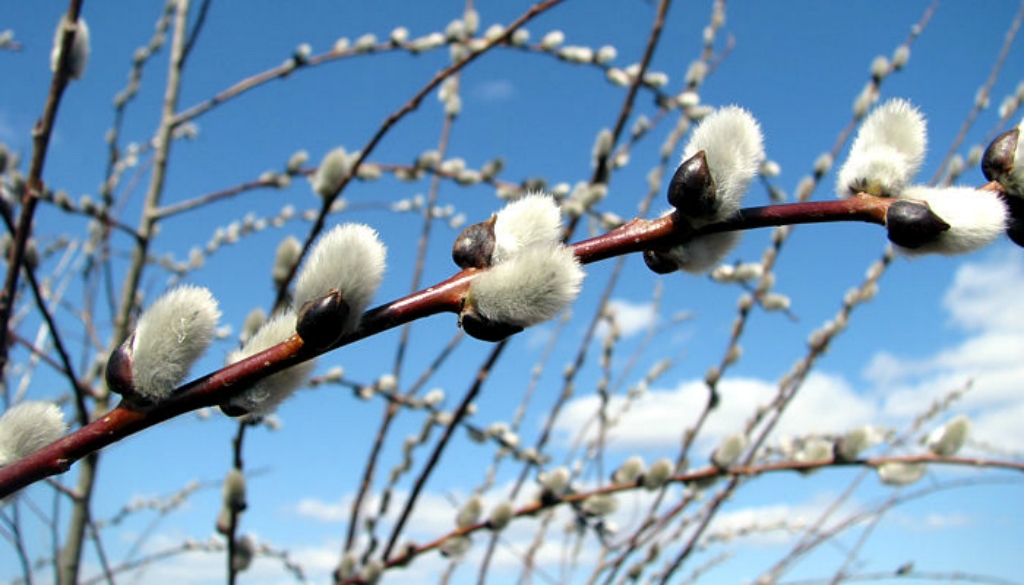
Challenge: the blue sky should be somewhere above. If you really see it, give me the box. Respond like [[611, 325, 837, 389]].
[[1, 1, 1023, 583]]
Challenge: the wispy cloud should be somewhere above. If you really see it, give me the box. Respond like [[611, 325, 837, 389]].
[[471, 79, 515, 102], [595, 298, 659, 339], [864, 247, 1024, 451], [556, 372, 877, 453]]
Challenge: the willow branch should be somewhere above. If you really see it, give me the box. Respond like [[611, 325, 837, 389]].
[[0, 190, 984, 499]]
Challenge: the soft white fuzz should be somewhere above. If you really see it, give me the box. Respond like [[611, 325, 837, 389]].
[[877, 461, 926, 486], [131, 285, 220, 401], [663, 231, 742, 275], [642, 458, 675, 490], [294, 224, 386, 333], [469, 245, 583, 328], [455, 494, 483, 528], [492, 193, 563, 264], [272, 236, 302, 284], [311, 147, 352, 198], [224, 309, 316, 417], [896, 186, 1007, 256], [681, 105, 765, 220], [837, 98, 927, 197], [50, 15, 90, 79], [711, 432, 748, 469], [926, 414, 970, 457], [0, 401, 68, 465], [487, 501, 515, 531]]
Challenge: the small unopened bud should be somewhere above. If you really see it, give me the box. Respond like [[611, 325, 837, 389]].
[[50, 15, 90, 80], [232, 535, 255, 573], [539, 30, 564, 50], [492, 193, 564, 264], [487, 501, 515, 531], [581, 493, 618, 517], [539, 466, 571, 499], [926, 414, 970, 457], [294, 224, 386, 334], [760, 293, 791, 312], [456, 494, 483, 528], [891, 187, 1007, 255], [870, 55, 890, 81], [222, 469, 247, 512], [892, 45, 910, 69], [439, 535, 472, 559], [668, 150, 717, 218], [0, 401, 68, 466], [837, 98, 926, 198], [595, 45, 617, 64], [982, 126, 1022, 195], [877, 461, 926, 486], [678, 107, 764, 222], [221, 309, 314, 418], [452, 215, 497, 269], [711, 433, 747, 469], [358, 559, 384, 584], [353, 33, 377, 52], [462, 245, 583, 340], [311, 147, 351, 197], [835, 426, 874, 461], [286, 150, 308, 174], [642, 458, 675, 490], [296, 289, 350, 350], [240, 308, 267, 346], [113, 286, 220, 403], [885, 199, 951, 249], [272, 236, 302, 286], [611, 456, 645, 485]]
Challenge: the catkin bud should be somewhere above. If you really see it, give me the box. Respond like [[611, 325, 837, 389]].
[[877, 462, 926, 486], [221, 309, 315, 418], [456, 494, 483, 528], [642, 458, 675, 490], [222, 469, 247, 512], [890, 187, 1007, 256], [611, 456, 646, 485], [837, 98, 926, 198], [0, 401, 68, 466], [925, 414, 970, 456], [272, 236, 302, 286], [487, 501, 515, 531], [111, 286, 220, 403], [311, 147, 351, 197], [711, 433, 747, 469], [50, 15, 90, 80]]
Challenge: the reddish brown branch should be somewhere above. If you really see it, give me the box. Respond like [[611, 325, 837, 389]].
[[0, 191, 977, 499]]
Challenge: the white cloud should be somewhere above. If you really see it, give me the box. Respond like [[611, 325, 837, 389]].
[[865, 248, 1024, 450], [471, 79, 515, 102], [555, 372, 878, 454], [595, 298, 659, 339]]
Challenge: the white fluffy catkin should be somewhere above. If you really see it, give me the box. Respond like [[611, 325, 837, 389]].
[[294, 224, 386, 333], [469, 244, 583, 328], [661, 230, 742, 275], [895, 186, 1007, 256], [0, 401, 68, 465], [311, 147, 352, 198], [837, 98, 927, 197], [223, 309, 316, 417], [50, 15, 90, 80], [926, 414, 970, 457], [681, 105, 765, 221], [491, 193, 563, 264], [130, 285, 220, 401]]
